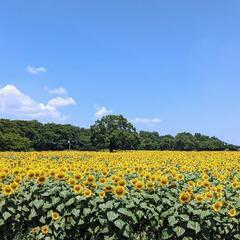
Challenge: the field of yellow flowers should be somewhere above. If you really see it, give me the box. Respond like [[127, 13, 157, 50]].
[[1, 151, 240, 240]]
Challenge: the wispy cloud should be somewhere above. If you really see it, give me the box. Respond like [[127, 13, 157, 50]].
[[0, 85, 75, 122], [48, 97, 75, 108], [133, 118, 161, 124], [95, 106, 112, 118], [44, 87, 67, 95], [132, 118, 161, 128], [26, 65, 47, 75]]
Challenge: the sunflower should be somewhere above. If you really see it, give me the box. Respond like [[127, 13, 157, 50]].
[[205, 191, 213, 200], [99, 177, 106, 183], [37, 176, 46, 184], [87, 175, 95, 183], [146, 181, 154, 190], [73, 184, 82, 194], [212, 201, 223, 212], [3, 185, 13, 196], [228, 208, 237, 217], [134, 180, 144, 190], [160, 176, 169, 186], [84, 188, 92, 198], [179, 191, 191, 203], [51, 212, 60, 221], [31, 227, 39, 234], [11, 181, 19, 190], [105, 185, 113, 192], [68, 178, 76, 186], [231, 181, 240, 189], [41, 225, 49, 234], [118, 179, 126, 187], [114, 186, 126, 198], [194, 194, 204, 203], [56, 171, 65, 180], [188, 180, 195, 188], [99, 191, 106, 199]]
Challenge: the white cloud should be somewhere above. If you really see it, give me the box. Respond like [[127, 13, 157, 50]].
[[95, 106, 112, 118], [26, 65, 47, 75], [48, 97, 75, 107], [44, 87, 67, 95], [0, 85, 75, 122], [133, 118, 161, 124]]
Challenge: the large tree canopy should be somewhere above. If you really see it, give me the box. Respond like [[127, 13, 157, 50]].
[[90, 115, 139, 152]]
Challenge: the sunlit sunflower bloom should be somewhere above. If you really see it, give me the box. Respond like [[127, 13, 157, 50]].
[[146, 181, 154, 190], [3, 185, 13, 196], [74, 173, 82, 180], [114, 186, 126, 198], [212, 201, 223, 212], [205, 191, 213, 200], [84, 188, 92, 198], [231, 181, 240, 189], [99, 191, 106, 199], [49, 170, 55, 177], [188, 181, 195, 188], [105, 185, 113, 193], [51, 212, 60, 221], [179, 191, 191, 203], [228, 208, 237, 217], [118, 179, 126, 187], [196, 180, 203, 187], [160, 176, 169, 186], [31, 227, 39, 234], [73, 184, 82, 194], [134, 181, 144, 190], [203, 180, 211, 188], [177, 174, 184, 181], [28, 171, 35, 178], [41, 225, 49, 234], [102, 169, 108, 176], [68, 178, 76, 186], [56, 172, 65, 180], [37, 176, 46, 184], [87, 175, 95, 183], [131, 178, 138, 186], [14, 177, 22, 184], [11, 182, 19, 190], [194, 194, 204, 203], [99, 177, 106, 183]]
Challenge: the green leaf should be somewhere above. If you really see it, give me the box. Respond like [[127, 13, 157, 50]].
[[3, 211, 11, 220], [114, 219, 125, 230], [33, 199, 44, 209], [174, 226, 185, 237], [187, 221, 201, 234], [29, 208, 37, 219], [72, 209, 80, 217], [66, 198, 75, 206], [168, 215, 178, 226], [107, 211, 119, 222]]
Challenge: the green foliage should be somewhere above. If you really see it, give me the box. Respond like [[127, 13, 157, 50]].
[[90, 115, 139, 152], [0, 118, 238, 152]]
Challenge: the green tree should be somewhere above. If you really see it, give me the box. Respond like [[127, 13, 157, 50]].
[[175, 132, 198, 150], [139, 131, 160, 150], [0, 132, 32, 151], [159, 135, 175, 150], [90, 115, 139, 152]]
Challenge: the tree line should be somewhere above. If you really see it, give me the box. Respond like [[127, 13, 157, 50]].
[[0, 116, 238, 152]]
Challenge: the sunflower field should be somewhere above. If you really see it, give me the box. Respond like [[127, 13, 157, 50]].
[[1, 151, 240, 240]]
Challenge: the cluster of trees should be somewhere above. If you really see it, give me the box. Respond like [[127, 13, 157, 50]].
[[0, 116, 239, 152]]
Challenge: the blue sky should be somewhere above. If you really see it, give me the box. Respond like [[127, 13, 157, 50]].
[[0, 1, 240, 144]]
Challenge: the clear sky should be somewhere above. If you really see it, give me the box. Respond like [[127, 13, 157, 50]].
[[0, 1, 240, 144]]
